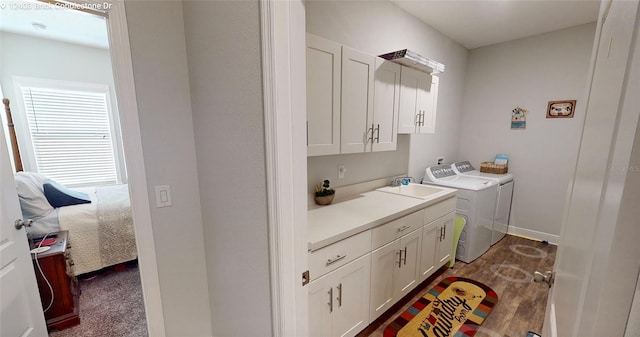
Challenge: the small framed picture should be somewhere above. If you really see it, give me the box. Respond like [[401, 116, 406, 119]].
[[547, 100, 576, 118]]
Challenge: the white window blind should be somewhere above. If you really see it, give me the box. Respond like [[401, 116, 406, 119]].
[[21, 86, 118, 187]]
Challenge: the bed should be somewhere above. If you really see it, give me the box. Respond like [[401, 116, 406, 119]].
[[14, 172, 138, 276], [5, 98, 138, 276]]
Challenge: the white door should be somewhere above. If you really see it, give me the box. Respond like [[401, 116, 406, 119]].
[[369, 241, 399, 321], [417, 75, 438, 134], [542, 1, 640, 336], [395, 229, 421, 297], [436, 213, 454, 266], [332, 254, 371, 337], [306, 34, 342, 157], [308, 272, 333, 337], [372, 58, 401, 152], [397, 66, 420, 134], [341, 46, 375, 154], [419, 221, 439, 282], [0, 126, 48, 337]]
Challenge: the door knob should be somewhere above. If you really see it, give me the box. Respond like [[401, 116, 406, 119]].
[[14, 219, 33, 230], [534, 270, 555, 288]]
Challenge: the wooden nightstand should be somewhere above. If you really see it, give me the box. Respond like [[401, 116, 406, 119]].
[[31, 230, 80, 331]]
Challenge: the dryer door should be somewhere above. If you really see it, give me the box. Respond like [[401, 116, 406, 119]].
[[492, 181, 514, 245]]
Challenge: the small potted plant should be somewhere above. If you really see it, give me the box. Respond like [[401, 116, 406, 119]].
[[314, 179, 335, 205]]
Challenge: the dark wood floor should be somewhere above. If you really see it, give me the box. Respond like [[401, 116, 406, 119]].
[[358, 234, 557, 337]]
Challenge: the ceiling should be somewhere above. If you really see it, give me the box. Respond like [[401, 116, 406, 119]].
[[0, 0, 600, 51], [390, 0, 601, 49], [0, 0, 109, 49]]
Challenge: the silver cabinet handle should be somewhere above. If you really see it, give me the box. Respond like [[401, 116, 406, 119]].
[[420, 111, 425, 126], [328, 287, 333, 313], [439, 227, 443, 241], [369, 124, 375, 143], [402, 247, 408, 265], [326, 254, 346, 266], [397, 225, 411, 233], [397, 250, 403, 268], [337, 283, 342, 307], [442, 226, 446, 240], [365, 126, 373, 144], [374, 124, 380, 143]]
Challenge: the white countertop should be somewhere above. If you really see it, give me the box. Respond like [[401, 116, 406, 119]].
[[308, 188, 456, 251]]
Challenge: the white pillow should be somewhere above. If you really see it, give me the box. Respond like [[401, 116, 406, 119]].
[[14, 172, 54, 220]]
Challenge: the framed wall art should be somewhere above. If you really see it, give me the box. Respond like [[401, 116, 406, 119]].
[[547, 100, 576, 118]]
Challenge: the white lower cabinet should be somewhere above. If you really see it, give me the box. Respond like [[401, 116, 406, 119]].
[[419, 211, 455, 282], [309, 253, 371, 337], [309, 197, 457, 336], [370, 228, 422, 321]]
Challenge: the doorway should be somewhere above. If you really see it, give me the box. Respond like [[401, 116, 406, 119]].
[[0, 0, 158, 335]]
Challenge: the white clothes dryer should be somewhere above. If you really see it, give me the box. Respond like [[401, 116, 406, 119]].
[[422, 165, 498, 263], [452, 161, 514, 245]]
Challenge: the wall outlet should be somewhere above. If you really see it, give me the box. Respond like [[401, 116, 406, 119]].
[[338, 164, 346, 179], [437, 157, 445, 165]]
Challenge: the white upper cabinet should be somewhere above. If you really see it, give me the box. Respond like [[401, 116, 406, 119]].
[[306, 35, 402, 156], [372, 58, 401, 152], [397, 65, 439, 134], [340, 46, 375, 154], [307, 35, 341, 156]]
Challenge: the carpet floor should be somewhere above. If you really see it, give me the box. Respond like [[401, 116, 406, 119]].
[[49, 262, 148, 337]]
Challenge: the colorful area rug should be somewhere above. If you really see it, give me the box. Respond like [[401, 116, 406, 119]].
[[384, 277, 498, 337]]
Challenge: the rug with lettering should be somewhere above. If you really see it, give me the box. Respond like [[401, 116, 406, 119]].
[[384, 277, 498, 337]]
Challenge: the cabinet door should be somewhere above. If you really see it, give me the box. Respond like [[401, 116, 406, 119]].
[[309, 272, 334, 337], [369, 241, 400, 321], [333, 254, 371, 337], [372, 58, 401, 152], [417, 75, 438, 134], [396, 228, 422, 298], [437, 212, 455, 266], [307, 34, 341, 156], [419, 221, 439, 282], [397, 66, 420, 134], [341, 47, 375, 154]]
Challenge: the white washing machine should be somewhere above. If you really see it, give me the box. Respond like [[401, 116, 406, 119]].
[[451, 161, 514, 246], [422, 165, 498, 263]]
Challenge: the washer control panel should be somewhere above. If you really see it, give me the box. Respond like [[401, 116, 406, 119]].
[[454, 161, 475, 173], [429, 165, 456, 179]]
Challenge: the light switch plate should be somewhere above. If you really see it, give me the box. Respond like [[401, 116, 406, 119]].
[[154, 185, 172, 208]]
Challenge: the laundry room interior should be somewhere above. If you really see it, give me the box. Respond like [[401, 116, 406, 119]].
[[304, 1, 604, 337], [306, 1, 594, 244]]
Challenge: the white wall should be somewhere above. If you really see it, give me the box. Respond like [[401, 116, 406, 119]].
[[124, 2, 213, 335], [458, 23, 596, 241], [0, 32, 124, 176], [306, 0, 469, 191], [182, 1, 273, 336]]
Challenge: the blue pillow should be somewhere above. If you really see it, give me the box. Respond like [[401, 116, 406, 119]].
[[43, 179, 91, 208]]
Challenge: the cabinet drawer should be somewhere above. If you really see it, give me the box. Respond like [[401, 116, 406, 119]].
[[371, 210, 423, 249], [423, 197, 456, 225], [309, 230, 371, 281]]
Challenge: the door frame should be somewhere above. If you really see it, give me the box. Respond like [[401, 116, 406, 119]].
[[87, 1, 166, 335], [260, 0, 308, 336]]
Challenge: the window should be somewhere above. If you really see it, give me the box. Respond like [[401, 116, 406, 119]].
[[15, 77, 124, 187]]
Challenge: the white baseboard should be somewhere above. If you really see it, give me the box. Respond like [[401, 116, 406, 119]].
[[507, 226, 559, 245]]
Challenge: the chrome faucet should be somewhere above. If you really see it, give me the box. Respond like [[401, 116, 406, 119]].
[[391, 176, 414, 187]]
